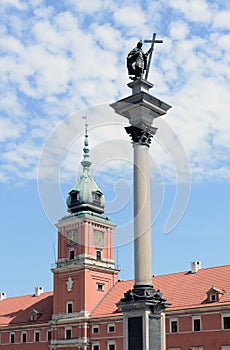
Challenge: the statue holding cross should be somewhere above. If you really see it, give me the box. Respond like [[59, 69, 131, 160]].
[[126, 33, 163, 81]]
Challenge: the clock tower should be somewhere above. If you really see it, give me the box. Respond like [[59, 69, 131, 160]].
[[52, 120, 119, 320]]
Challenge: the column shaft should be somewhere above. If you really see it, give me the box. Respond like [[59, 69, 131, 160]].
[[133, 142, 152, 287]]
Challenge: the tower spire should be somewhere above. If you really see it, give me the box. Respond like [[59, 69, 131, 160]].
[[81, 116, 92, 173], [66, 116, 105, 214]]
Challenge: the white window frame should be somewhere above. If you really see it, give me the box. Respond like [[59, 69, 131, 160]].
[[220, 346, 230, 350], [107, 340, 116, 350], [66, 300, 73, 314], [210, 293, 216, 301], [107, 323, 116, 333], [97, 283, 104, 291], [34, 330, 40, 342], [222, 313, 230, 330], [168, 348, 181, 350], [92, 342, 100, 350], [92, 325, 100, 334], [21, 331, 27, 343], [47, 329, 52, 341], [170, 318, 179, 333], [65, 327, 72, 340], [10, 332, 15, 344], [192, 316, 202, 332], [190, 347, 204, 350]]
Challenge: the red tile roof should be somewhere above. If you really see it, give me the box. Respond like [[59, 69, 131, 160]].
[[92, 265, 230, 317], [0, 292, 53, 327], [1, 265, 230, 325]]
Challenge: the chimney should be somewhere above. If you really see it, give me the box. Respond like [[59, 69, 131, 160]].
[[191, 261, 201, 274], [0, 292, 6, 301], [35, 286, 44, 297]]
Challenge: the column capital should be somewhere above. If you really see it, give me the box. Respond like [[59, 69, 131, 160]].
[[125, 124, 157, 147]]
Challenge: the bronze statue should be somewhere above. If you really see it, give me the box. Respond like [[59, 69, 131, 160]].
[[127, 41, 149, 80], [127, 33, 163, 81]]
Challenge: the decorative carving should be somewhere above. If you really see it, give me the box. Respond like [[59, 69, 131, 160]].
[[66, 277, 74, 292], [67, 230, 78, 246], [125, 125, 156, 146], [119, 285, 169, 314]]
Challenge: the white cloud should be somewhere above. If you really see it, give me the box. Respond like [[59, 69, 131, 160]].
[[169, 0, 214, 23], [1, 0, 27, 10], [213, 10, 230, 30], [169, 20, 190, 40], [0, 0, 230, 185], [113, 5, 146, 30]]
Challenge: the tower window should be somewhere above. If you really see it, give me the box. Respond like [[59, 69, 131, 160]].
[[66, 328, 72, 340], [66, 301, 73, 314], [96, 250, 102, 261], [69, 250, 75, 260], [97, 283, 104, 291], [92, 191, 102, 204]]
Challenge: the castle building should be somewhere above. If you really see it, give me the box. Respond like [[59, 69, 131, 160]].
[[1, 122, 230, 350]]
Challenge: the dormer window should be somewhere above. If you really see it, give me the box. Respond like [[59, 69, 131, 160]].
[[210, 294, 216, 302], [92, 190, 102, 204], [69, 190, 80, 201], [30, 309, 42, 321], [206, 285, 224, 303]]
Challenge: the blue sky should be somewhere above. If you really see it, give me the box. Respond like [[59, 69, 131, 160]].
[[1, 0, 230, 297]]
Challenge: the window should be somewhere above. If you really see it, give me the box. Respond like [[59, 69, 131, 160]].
[[34, 331, 40, 342], [223, 316, 230, 329], [108, 342, 116, 350], [69, 250, 74, 260], [22, 332, 27, 343], [47, 330, 52, 341], [108, 323, 115, 332], [193, 318, 201, 332], [97, 283, 104, 291], [66, 328, 72, 340], [92, 344, 100, 350], [10, 333, 15, 344], [170, 319, 178, 333], [210, 294, 216, 301], [92, 326, 99, 334], [96, 250, 102, 261], [66, 301, 73, 314]]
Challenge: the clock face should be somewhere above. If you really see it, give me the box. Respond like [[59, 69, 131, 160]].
[[93, 231, 104, 247], [67, 230, 78, 246]]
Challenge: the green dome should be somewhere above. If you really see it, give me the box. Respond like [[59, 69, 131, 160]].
[[66, 120, 105, 214]]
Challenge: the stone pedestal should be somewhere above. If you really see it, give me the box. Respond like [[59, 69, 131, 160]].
[[110, 78, 171, 350]]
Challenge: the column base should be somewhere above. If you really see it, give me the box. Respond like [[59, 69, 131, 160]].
[[117, 286, 170, 350], [119, 285, 169, 314]]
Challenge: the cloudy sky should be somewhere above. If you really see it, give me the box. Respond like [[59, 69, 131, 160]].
[[1, 0, 230, 297]]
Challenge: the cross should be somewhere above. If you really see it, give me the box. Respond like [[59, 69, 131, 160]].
[[144, 33, 163, 80]]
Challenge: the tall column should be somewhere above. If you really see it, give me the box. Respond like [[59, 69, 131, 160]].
[[110, 78, 171, 350], [127, 128, 153, 287]]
